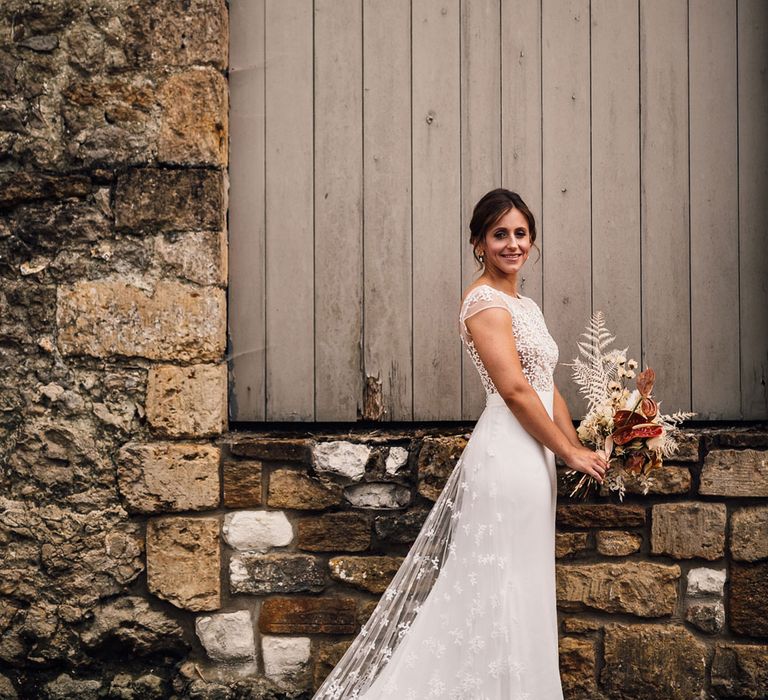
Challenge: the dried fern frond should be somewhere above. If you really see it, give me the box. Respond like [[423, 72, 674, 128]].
[[562, 312, 623, 413]]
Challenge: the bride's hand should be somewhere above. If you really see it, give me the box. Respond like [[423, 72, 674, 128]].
[[564, 445, 608, 483]]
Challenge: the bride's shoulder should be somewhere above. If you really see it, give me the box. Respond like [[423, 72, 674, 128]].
[[461, 282, 498, 305]]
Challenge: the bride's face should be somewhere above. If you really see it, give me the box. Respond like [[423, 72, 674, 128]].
[[476, 207, 531, 274]]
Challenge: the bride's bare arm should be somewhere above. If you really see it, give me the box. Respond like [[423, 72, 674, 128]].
[[465, 307, 606, 482], [553, 384, 581, 448]]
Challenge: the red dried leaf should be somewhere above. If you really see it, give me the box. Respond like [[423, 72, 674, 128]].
[[613, 410, 646, 429], [612, 422, 663, 446], [636, 368, 656, 397]]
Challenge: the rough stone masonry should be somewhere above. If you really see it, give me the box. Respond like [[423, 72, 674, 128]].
[[1, 2, 767, 700]]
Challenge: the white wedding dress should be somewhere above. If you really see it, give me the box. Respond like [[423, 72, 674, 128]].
[[314, 284, 564, 700]]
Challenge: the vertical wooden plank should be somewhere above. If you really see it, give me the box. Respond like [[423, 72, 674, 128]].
[[228, 0, 266, 421], [412, 0, 462, 419], [541, 0, 591, 413], [690, 0, 739, 419], [739, 0, 768, 418], [501, 0, 543, 305], [591, 0, 641, 413], [363, 0, 413, 421], [460, 0, 502, 420], [640, 0, 691, 412], [265, 0, 314, 421], [314, 0, 363, 420]]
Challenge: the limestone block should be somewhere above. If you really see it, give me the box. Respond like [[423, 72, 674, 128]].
[[704, 429, 768, 449], [56, 278, 225, 362], [729, 561, 768, 636], [261, 636, 311, 691], [344, 482, 410, 509], [115, 168, 225, 233], [267, 470, 342, 510], [0, 172, 90, 208], [328, 556, 404, 594], [154, 229, 227, 286], [599, 466, 691, 496], [700, 449, 768, 497], [229, 553, 325, 594], [146, 516, 220, 611], [157, 68, 227, 166], [357, 600, 378, 628], [146, 364, 227, 437], [313, 441, 371, 481], [686, 567, 726, 597], [80, 596, 188, 656], [0, 674, 16, 700], [194, 610, 255, 662], [561, 617, 604, 633], [222, 460, 263, 509], [297, 512, 371, 552], [42, 674, 101, 700], [684, 600, 725, 634], [596, 530, 642, 556], [128, 0, 228, 70], [60, 74, 156, 167], [314, 640, 353, 691], [373, 509, 430, 545], [259, 597, 357, 634], [106, 674, 165, 699], [558, 637, 599, 699], [555, 532, 591, 558], [670, 432, 700, 462], [222, 511, 292, 552], [650, 502, 726, 559], [730, 505, 768, 561], [556, 504, 646, 528], [385, 446, 409, 475], [417, 436, 468, 501], [228, 437, 313, 462], [556, 561, 679, 617], [116, 442, 219, 513], [601, 624, 707, 699], [711, 643, 768, 698]]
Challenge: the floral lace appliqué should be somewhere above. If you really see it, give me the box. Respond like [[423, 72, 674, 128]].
[[459, 285, 558, 393]]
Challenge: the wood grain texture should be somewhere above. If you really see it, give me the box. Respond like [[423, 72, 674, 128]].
[[314, 0, 364, 420], [542, 0, 592, 414], [738, 0, 768, 418], [690, 0, 739, 418], [412, 0, 462, 420], [501, 0, 543, 305], [265, 0, 315, 420], [228, 0, 266, 420], [227, 0, 765, 421], [363, 0, 413, 421], [460, 0, 502, 420], [590, 0, 641, 414], [640, 0, 691, 412]]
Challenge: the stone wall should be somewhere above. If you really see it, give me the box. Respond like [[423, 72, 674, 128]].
[[1, 2, 767, 700], [0, 0, 233, 698]]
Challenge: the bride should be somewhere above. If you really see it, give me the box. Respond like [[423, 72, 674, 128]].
[[313, 189, 608, 699]]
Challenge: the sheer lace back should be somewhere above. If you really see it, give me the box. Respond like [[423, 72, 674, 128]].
[[459, 284, 559, 393]]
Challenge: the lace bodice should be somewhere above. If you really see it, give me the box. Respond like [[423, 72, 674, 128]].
[[459, 284, 559, 393]]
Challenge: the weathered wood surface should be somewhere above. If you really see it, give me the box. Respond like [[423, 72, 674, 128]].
[[229, 0, 767, 422]]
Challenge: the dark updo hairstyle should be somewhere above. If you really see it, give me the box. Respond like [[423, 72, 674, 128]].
[[469, 188, 540, 267]]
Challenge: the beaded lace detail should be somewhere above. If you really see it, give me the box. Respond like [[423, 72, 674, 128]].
[[459, 284, 559, 393]]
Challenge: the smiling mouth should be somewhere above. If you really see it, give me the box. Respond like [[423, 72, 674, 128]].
[[501, 254, 521, 260]]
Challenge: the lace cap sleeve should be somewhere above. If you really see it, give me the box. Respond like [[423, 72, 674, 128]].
[[459, 286, 510, 337]]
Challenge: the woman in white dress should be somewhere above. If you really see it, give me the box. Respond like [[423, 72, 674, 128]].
[[313, 189, 608, 699]]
